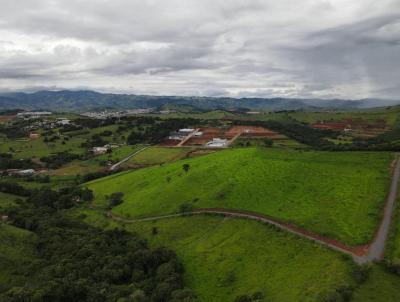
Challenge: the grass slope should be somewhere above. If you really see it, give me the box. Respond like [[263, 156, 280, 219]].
[[88, 148, 392, 245], [76, 209, 354, 302], [125, 146, 194, 166]]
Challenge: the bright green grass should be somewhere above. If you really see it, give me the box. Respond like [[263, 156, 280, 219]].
[[75, 208, 354, 302], [125, 146, 193, 166], [0, 223, 36, 291], [88, 148, 392, 245], [352, 266, 400, 301]]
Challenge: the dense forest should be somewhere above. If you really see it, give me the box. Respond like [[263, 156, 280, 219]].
[[1, 186, 197, 302]]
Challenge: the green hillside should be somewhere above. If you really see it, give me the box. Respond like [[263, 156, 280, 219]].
[[0, 223, 37, 291], [87, 148, 393, 245], [76, 209, 355, 302]]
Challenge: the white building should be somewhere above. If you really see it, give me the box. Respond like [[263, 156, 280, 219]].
[[8, 169, 35, 176], [178, 128, 195, 134], [92, 146, 108, 155], [56, 118, 71, 125], [17, 111, 52, 119], [206, 138, 228, 148]]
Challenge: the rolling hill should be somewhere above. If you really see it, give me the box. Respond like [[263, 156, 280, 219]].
[[87, 148, 393, 245], [1, 90, 399, 112]]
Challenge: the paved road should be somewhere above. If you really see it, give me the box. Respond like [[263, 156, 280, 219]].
[[107, 158, 400, 264], [109, 145, 150, 171]]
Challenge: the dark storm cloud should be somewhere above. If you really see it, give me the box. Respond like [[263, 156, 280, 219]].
[[0, 0, 399, 99]]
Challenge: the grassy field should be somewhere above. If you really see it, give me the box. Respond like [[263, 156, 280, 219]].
[[0, 123, 133, 159], [75, 209, 355, 302], [0, 135, 87, 159], [87, 148, 393, 245], [124, 146, 194, 166], [49, 159, 104, 176]]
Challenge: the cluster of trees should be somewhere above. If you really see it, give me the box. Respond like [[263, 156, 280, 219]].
[[233, 120, 338, 150], [0, 124, 27, 139], [233, 292, 264, 302], [236, 138, 273, 148], [317, 265, 370, 302], [0, 181, 32, 196], [0, 153, 39, 170], [74, 117, 116, 129], [83, 133, 109, 148], [106, 192, 124, 209], [127, 118, 199, 145], [77, 170, 116, 183], [40, 151, 82, 169], [59, 124, 83, 133], [232, 119, 400, 151], [2, 186, 196, 302]]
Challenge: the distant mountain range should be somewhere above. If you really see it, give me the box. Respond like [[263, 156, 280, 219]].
[[0, 90, 399, 113]]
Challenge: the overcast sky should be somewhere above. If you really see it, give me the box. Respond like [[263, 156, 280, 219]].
[[0, 0, 399, 99]]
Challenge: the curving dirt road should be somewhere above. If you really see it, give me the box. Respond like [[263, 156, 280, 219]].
[[107, 159, 400, 264]]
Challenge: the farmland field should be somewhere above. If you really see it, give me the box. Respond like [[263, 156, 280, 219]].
[[87, 148, 393, 245]]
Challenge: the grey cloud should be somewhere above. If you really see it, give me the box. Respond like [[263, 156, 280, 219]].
[[0, 0, 399, 99]]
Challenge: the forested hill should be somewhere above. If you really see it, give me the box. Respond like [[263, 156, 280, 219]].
[[0, 90, 398, 112]]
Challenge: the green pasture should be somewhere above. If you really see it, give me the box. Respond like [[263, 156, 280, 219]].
[[88, 148, 393, 245]]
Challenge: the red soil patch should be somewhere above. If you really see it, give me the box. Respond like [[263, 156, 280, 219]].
[[225, 125, 277, 137], [0, 115, 16, 122], [158, 139, 181, 146], [311, 118, 388, 133], [311, 122, 350, 131], [184, 127, 230, 146]]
